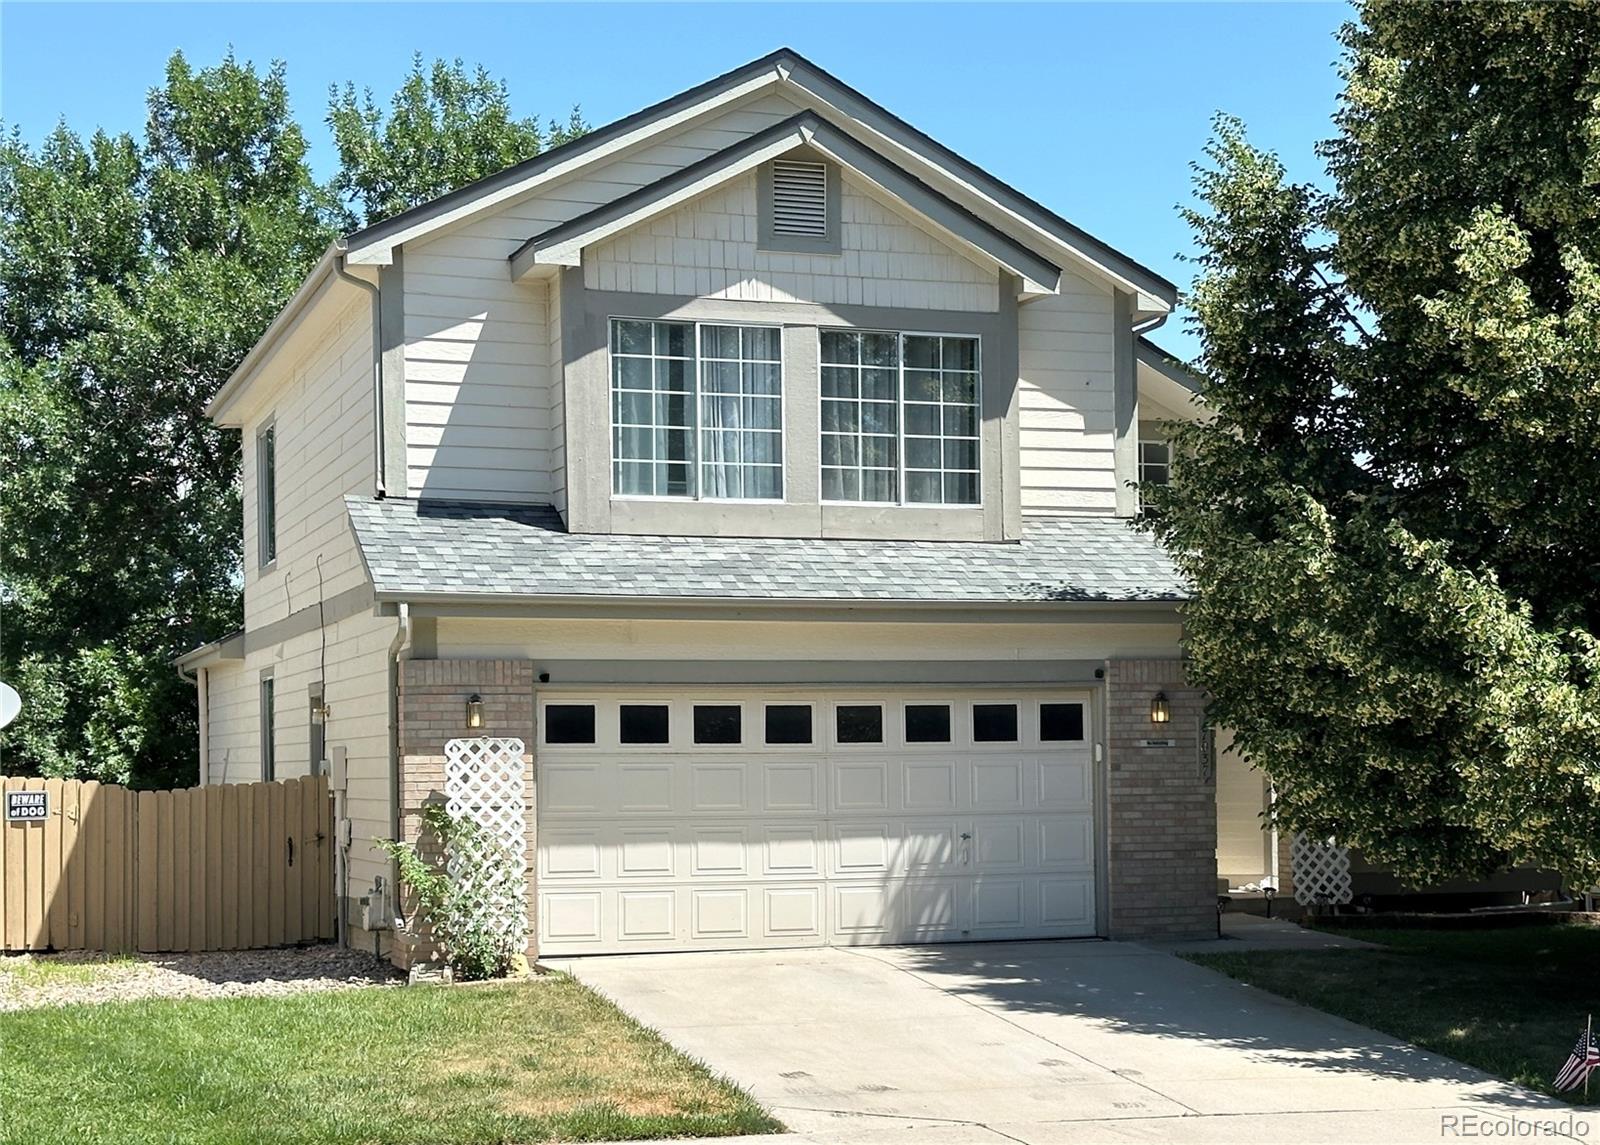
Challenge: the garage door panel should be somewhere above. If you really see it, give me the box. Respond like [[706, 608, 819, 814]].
[[971, 817, 1026, 871], [902, 760, 958, 812], [902, 820, 960, 873], [691, 827, 749, 876], [763, 824, 823, 875], [1039, 815, 1095, 870], [764, 886, 823, 937], [536, 689, 1098, 954], [540, 830, 603, 880], [617, 829, 675, 878], [1040, 878, 1094, 928], [971, 759, 1025, 810], [833, 762, 890, 811], [1038, 754, 1094, 808], [619, 891, 676, 940], [690, 764, 748, 812], [692, 889, 750, 939], [762, 761, 823, 812], [832, 823, 895, 875], [541, 763, 606, 814]]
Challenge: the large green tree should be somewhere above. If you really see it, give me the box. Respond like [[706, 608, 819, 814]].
[[1, 53, 337, 787], [1148, 1, 1600, 888], [3, 52, 584, 789], [329, 55, 586, 226]]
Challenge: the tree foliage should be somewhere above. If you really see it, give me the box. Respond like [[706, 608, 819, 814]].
[[2, 52, 583, 787], [1147, 1, 1600, 888], [1, 53, 337, 787], [329, 55, 587, 227]]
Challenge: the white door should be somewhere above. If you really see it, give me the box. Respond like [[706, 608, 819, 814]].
[[535, 689, 1097, 955]]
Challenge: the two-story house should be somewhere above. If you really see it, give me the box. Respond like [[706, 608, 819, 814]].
[[178, 49, 1250, 963]]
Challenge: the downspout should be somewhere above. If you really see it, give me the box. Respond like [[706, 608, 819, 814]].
[[334, 250, 388, 501], [381, 603, 413, 960]]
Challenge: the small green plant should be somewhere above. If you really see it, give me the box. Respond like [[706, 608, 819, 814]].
[[378, 804, 527, 980]]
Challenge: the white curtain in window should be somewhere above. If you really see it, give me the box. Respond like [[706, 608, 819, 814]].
[[701, 390, 738, 498]]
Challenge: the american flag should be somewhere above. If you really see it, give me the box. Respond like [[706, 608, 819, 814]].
[[1553, 1022, 1600, 1092]]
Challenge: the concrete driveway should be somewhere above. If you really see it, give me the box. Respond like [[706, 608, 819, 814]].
[[548, 938, 1591, 1144]]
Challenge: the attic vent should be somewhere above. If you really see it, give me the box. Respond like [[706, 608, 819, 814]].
[[771, 160, 828, 237]]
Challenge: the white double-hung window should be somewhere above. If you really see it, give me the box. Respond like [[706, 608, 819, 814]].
[[611, 319, 783, 500], [821, 330, 980, 505]]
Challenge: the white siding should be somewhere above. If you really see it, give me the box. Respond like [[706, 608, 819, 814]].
[[547, 276, 566, 517], [1016, 270, 1118, 516], [585, 172, 999, 312], [241, 297, 376, 631], [401, 92, 812, 503], [218, 283, 398, 934]]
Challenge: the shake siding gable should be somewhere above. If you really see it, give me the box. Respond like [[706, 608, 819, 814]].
[[585, 171, 998, 312]]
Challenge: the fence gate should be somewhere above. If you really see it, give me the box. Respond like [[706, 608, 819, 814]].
[[0, 775, 334, 954]]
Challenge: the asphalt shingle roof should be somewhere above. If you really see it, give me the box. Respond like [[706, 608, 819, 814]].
[[346, 497, 1188, 605]]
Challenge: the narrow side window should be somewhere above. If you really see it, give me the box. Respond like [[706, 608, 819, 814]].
[[257, 424, 277, 566]]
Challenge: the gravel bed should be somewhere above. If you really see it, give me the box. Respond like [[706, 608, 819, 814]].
[[0, 945, 403, 1011]]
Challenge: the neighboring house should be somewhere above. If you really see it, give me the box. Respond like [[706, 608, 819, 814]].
[[178, 49, 1253, 963]]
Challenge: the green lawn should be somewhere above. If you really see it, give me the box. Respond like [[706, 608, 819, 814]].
[[0, 976, 782, 1144], [1187, 924, 1600, 1103]]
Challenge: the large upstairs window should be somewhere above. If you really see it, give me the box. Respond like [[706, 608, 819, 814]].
[[821, 330, 980, 506], [611, 319, 783, 500]]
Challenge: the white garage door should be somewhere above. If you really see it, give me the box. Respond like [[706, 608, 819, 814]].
[[535, 689, 1097, 955]]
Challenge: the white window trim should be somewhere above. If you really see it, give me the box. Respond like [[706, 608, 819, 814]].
[[817, 328, 984, 509], [609, 318, 787, 504], [259, 670, 276, 782], [1139, 438, 1171, 487]]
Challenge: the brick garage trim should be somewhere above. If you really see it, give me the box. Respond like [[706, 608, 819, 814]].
[[395, 659, 537, 969], [1104, 658, 1217, 939]]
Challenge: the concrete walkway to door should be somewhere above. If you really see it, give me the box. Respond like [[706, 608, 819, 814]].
[[547, 938, 1593, 1144]]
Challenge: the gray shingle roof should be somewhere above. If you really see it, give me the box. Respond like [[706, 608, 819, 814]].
[[345, 497, 1188, 605]]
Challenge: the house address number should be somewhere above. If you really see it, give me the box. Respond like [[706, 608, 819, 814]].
[[4, 790, 50, 823]]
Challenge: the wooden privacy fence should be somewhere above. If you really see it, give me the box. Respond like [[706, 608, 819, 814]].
[[0, 775, 333, 954]]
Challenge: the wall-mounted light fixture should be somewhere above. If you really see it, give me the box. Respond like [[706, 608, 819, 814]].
[[465, 694, 484, 729], [1150, 692, 1171, 725]]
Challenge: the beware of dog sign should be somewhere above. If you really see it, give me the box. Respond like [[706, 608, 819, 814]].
[[5, 790, 49, 824]]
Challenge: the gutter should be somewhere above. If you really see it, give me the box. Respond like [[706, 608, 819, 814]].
[[175, 661, 208, 786], [333, 255, 388, 501]]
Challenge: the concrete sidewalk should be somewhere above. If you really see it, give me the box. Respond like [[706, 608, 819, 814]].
[[548, 938, 1592, 1144]]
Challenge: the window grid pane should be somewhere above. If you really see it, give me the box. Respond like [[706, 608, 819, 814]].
[[821, 330, 979, 507], [1140, 440, 1171, 487], [612, 320, 695, 497], [699, 325, 784, 501], [902, 335, 979, 506], [820, 330, 898, 503]]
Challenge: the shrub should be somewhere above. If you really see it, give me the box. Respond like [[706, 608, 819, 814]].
[[378, 804, 527, 980]]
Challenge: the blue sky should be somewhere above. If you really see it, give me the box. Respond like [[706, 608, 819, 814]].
[[2, 2, 1351, 360]]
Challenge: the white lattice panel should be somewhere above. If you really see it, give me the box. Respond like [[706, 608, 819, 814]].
[[444, 737, 528, 941], [1291, 835, 1352, 906]]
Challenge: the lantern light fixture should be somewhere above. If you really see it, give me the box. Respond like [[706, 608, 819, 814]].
[[1150, 691, 1171, 725], [466, 694, 484, 729]]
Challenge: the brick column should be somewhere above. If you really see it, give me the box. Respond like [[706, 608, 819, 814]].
[[395, 659, 536, 969], [1104, 658, 1217, 939]]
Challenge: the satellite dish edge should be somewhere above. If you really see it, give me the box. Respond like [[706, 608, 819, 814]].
[[0, 682, 20, 730]]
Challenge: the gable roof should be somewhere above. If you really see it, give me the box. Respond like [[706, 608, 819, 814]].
[[345, 496, 1188, 607], [339, 48, 1176, 307], [509, 111, 1063, 297]]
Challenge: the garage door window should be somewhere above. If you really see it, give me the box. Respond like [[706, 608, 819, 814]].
[[835, 704, 883, 744], [972, 703, 1019, 743], [1040, 703, 1085, 742], [904, 703, 951, 743], [620, 704, 670, 744], [693, 704, 742, 745], [764, 704, 813, 745], [545, 704, 596, 745]]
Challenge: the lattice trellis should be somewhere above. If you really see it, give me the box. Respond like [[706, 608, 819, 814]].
[[443, 737, 528, 942], [1291, 834, 1352, 907]]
